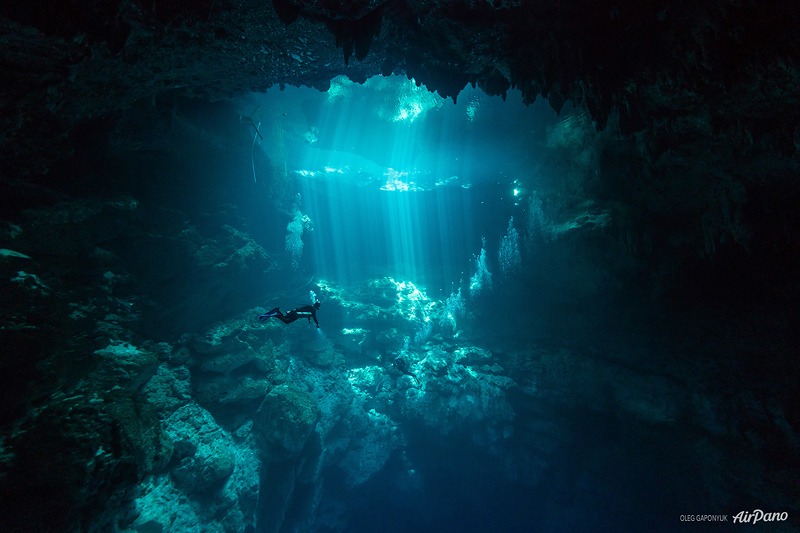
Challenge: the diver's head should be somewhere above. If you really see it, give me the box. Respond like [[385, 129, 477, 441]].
[[314, 301, 321, 310]]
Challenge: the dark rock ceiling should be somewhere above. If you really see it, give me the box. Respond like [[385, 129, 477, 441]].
[[2, 0, 798, 169], [1, 0, 799, 298]]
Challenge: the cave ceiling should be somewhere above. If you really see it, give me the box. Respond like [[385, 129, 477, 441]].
[[2, 0, 799, 178]]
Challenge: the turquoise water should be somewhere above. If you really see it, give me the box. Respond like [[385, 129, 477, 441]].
[[2, 74, 795, 533]]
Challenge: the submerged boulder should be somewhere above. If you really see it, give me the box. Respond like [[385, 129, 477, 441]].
[[94, 340, 160, 392], [127, 432, 260, 533], [142, 363, 192, 418], [252, 383, 321, 461], [338, 408, 400, 486], [0, 388, 168, 532], [399, 359, 516, 436], [163, 403, 236, 493]]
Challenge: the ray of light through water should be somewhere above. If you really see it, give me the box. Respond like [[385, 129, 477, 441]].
[[250, 75, 554, 293]]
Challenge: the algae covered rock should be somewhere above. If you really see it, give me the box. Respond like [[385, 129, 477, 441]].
[[338, 408, 400, 486], [0, 388, 169, 532], [93, 340, 161, 391], [142, 363, 192, 418], [163, 403, 236, 493], [252, 383, 321, 461], [128, 431, 260, 533]]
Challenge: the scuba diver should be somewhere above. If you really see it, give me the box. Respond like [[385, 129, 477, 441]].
[[394, 356, 419, 385], [259, 300, 321, 328]]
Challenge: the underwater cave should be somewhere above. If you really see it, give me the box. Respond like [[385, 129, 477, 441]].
[[1, 1, 799, 532]]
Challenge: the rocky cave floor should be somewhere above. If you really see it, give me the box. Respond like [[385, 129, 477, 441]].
[[1, 197, 797, 531]]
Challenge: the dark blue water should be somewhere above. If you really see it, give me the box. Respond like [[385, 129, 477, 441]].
[[54, 76, 793, 533], [213, 79, 796, 533]]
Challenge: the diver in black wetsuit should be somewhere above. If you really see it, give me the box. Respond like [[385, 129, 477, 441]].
[[394, 356, 419, 385], [259, 301, 320, 328]]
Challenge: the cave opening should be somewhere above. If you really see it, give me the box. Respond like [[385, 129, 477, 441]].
[[240, 74, 561, 291]]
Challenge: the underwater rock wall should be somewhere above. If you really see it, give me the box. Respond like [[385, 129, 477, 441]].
[[0, 106, 797, 528], [0, 185, 278, 531], [113, 275, 797, 531], [1, 197, 798, 531]]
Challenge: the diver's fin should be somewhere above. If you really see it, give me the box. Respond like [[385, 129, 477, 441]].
[[258, 308, 280, 321]]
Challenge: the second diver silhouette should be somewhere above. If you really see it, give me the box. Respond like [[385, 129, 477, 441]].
[[393, 356, 420, 386]]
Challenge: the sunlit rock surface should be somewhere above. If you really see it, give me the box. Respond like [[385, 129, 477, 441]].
[[253, 383, 321, 461], [0, 248, 797, 531], [129, 415, 259, 533]]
